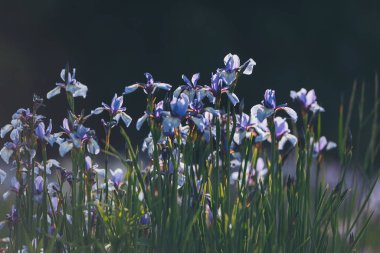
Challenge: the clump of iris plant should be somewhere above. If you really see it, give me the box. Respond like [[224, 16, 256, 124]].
[[0, 54, 370, 253]]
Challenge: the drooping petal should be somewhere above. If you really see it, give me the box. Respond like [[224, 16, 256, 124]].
[[72, 82, 88, 98], [124, 84, 140, 95], [91, 107, 104, 115], [136, 114, 148, 131], [47, 86, 61, 99], [1, 124, 13, 138], [155, 82, 172, 91], [326, 141, 337, 150], [310, 102, 325, 113], [59, 141, 73, 157], [251, 104, 274, 122], [226, 92, 239, 106], [233, 131, 246, 145], [163, 117, 181, 134], [10, 129, 19, 143], [239, 58, 256, 75], [87, 138, 100, 155], [0, 147, 13, 164], [120, 112, 132, 128], [191, 116, 206, 132], [280, 107, 298, 122], [278, 133, 298, 150]]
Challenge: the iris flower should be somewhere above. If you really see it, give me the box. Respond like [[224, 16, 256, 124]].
[[47, 68, 88, 99], [91, 94, 132, 128], [312, 136, 337, 157], [219, 53, 256, 86], [124, 73, 172, 95], [274, 117, 298, 150], [162, 93, 189, 135], [34, 119, 58, 146], [56, 118, 100, 157], [251, 89, 298, 122], [290, 88, 325, 113]]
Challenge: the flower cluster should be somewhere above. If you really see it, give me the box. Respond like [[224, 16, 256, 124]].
[[0, 53, 340, 252]]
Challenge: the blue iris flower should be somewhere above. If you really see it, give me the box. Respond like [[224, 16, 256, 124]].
[[251, 89, 298, 123], [91, 94, 132, 128], [47, 68, 88, 99], [124, 73, 172, 95]]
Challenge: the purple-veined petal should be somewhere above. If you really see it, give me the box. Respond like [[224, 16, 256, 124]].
[[1, 124, 13, 138], [91, 107, 104, 115], [47, 86, 61, 99], [87, 138, 100, 155], [120, 112, 132, 128], [226, 92, 239, 106], [111, 94, 123, 112], [59, 141, 73, 157], [239, 58, 256, 75], [124, 84, 140, 95], [281, 107, 298, 122], [136, 114, 148, 131], [155, 82, 172, 91]]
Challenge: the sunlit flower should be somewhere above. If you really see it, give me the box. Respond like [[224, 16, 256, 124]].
[[274, 117, 297, 150], [56, 118, 100, 157], [124, 73, 172, 95], [35, 119, 58, 146], [290, 88, 325, 113], [92, 93, 132, 128], [312, 136, 337, 157], [47, 67, 88, 99], [251, 89, 298, 122], [219, 53, 256, 86]]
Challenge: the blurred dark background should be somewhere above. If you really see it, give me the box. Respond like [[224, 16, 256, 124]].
[[1, 0, 379, 145]]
